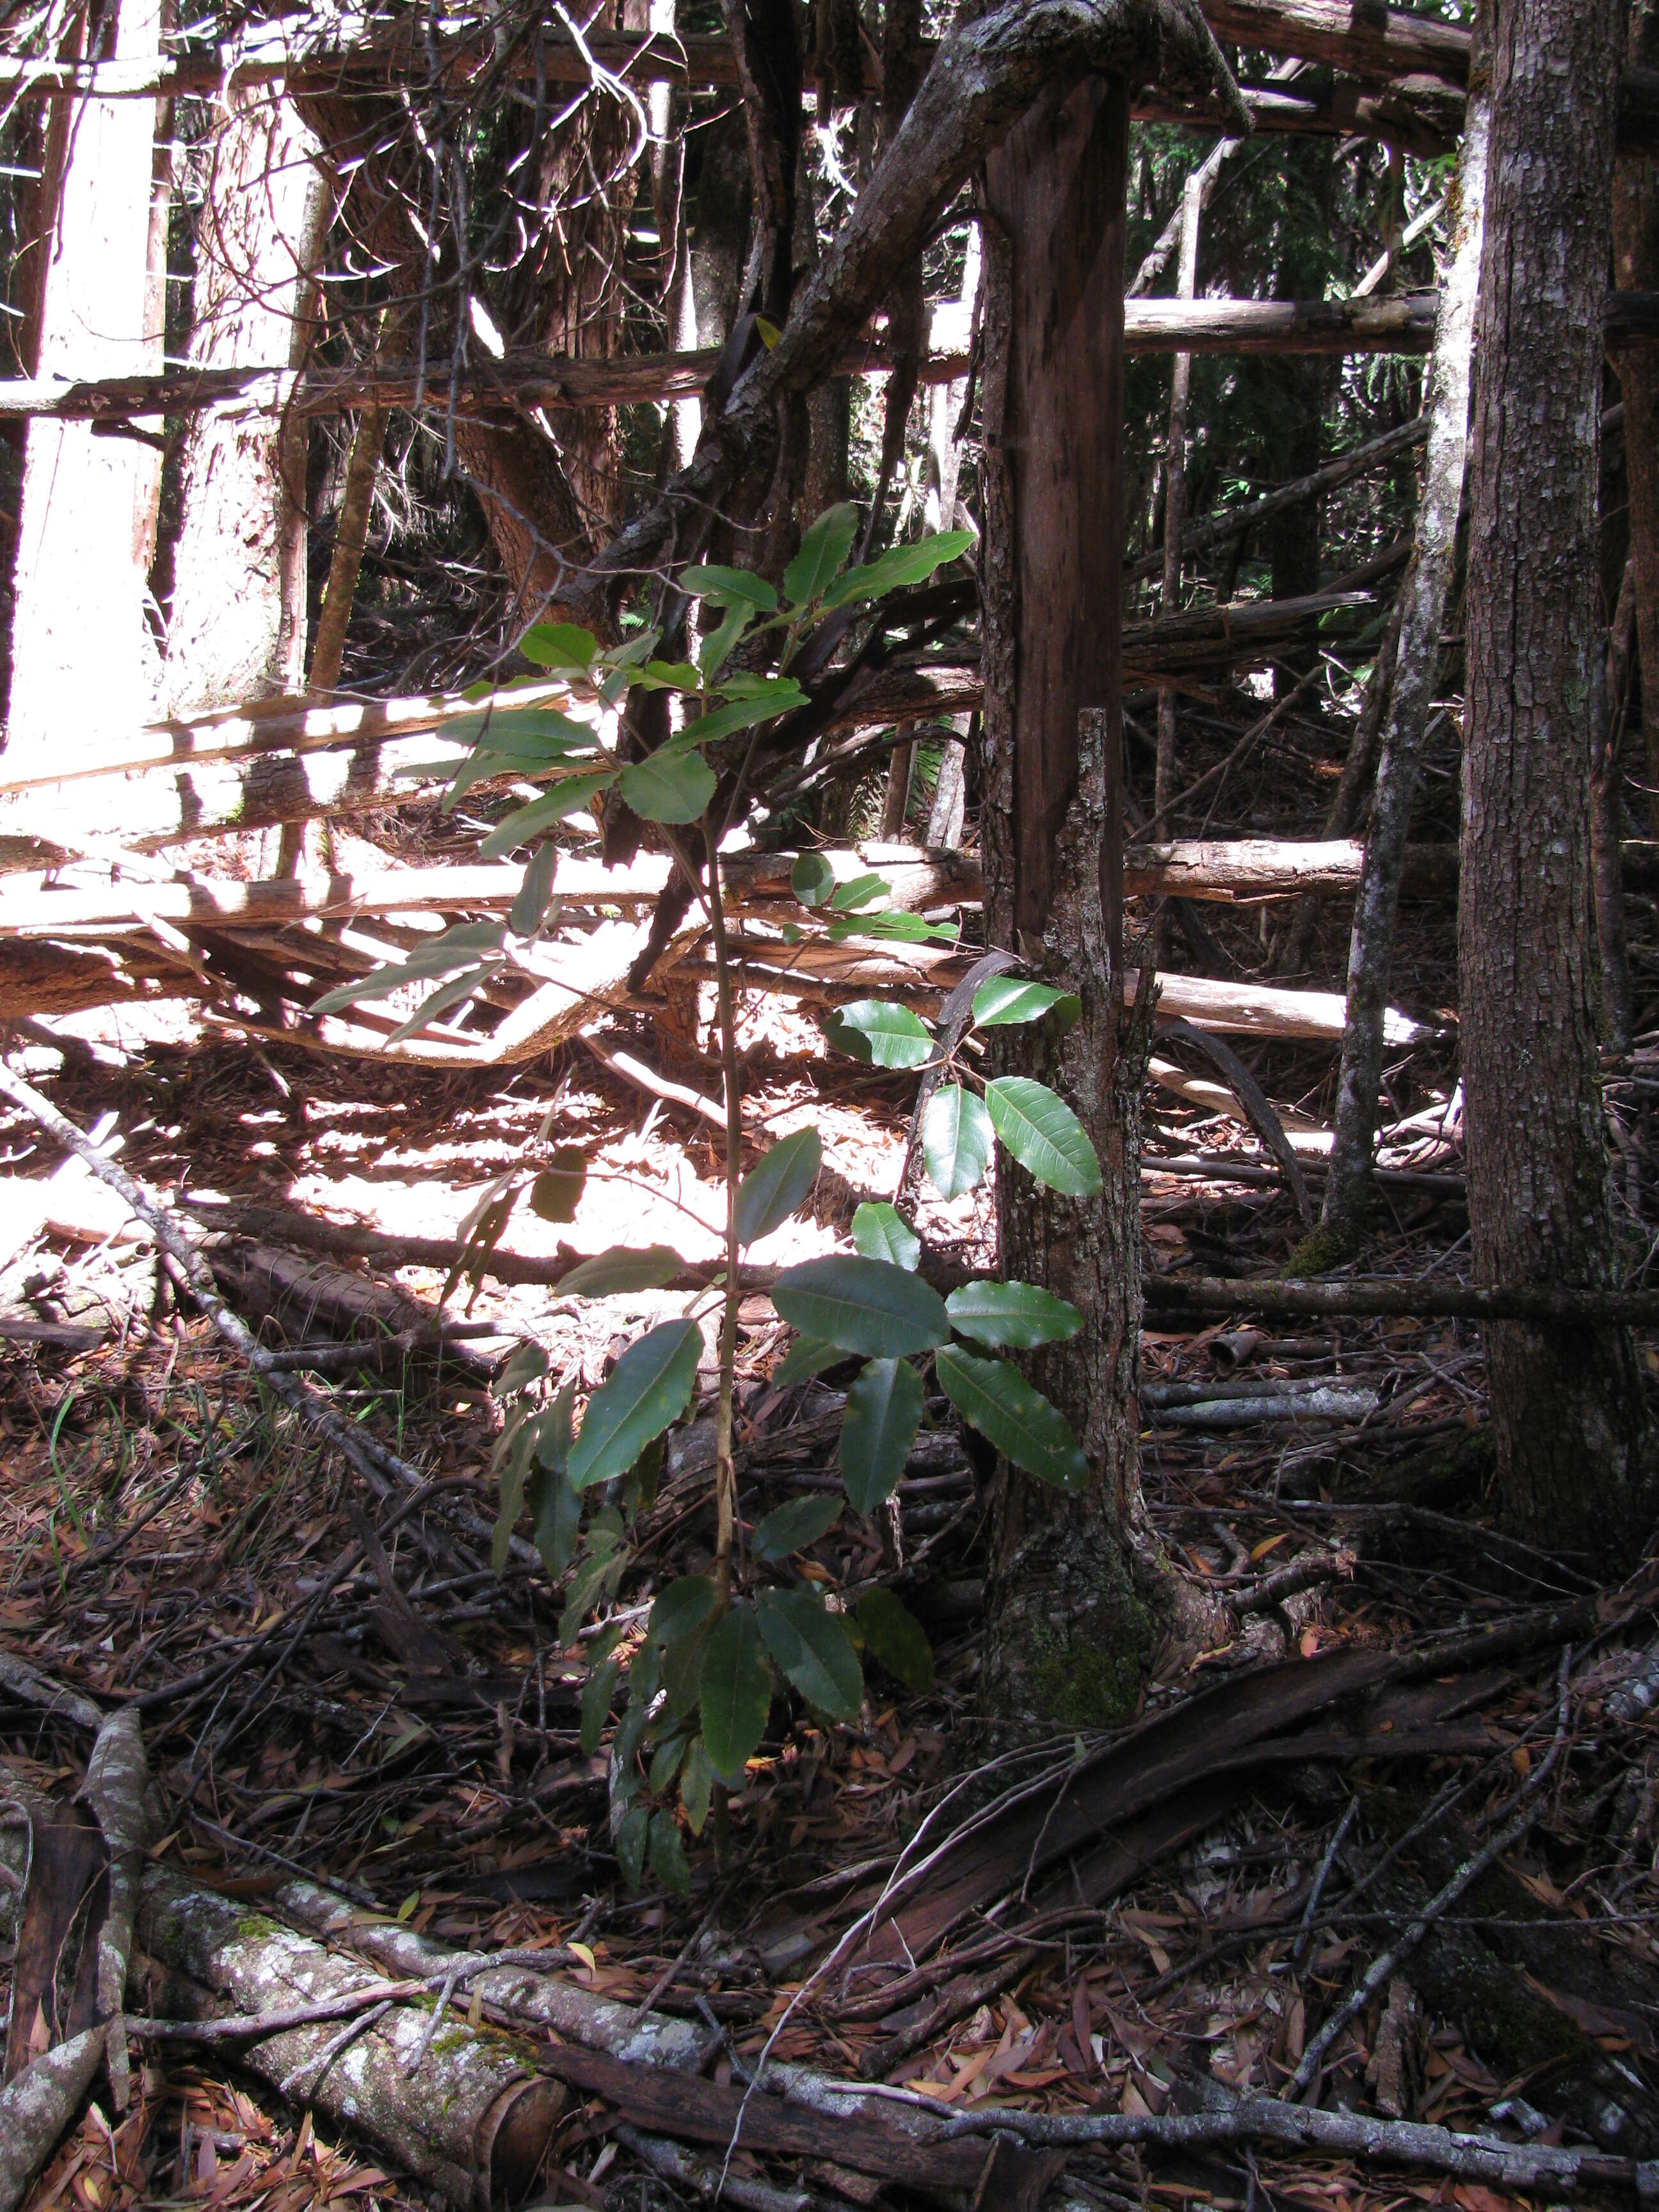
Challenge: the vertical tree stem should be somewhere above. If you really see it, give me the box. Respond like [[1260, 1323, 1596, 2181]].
[[703, 817, 743, 1605]]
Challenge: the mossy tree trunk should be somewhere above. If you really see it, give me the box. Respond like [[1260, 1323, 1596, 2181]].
[[978, 77, 1165, 1738]]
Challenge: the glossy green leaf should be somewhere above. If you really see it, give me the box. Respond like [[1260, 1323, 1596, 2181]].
[[648, 1573, 722, 1655], [685, 680, 808, 746], [680, 564, 779, 611], [784, 502, 858, 605], [509, 844, 560, 936], [971, 976, 1081, 1029], [945, 1279, 1084, 1350], [441, 704, 598, 758], [699, 1603, 773, 1782], [479, 771, 618, 859], [772, 1256, 950, 1358], [557, 1542, 626, 1646], [533, 1375, 577, 1471], [495, 1342, 549, 1397], [649, 1808, 691, 1896], [850, 1202, 920, 1271], [696, 599, 754, 680], [818, 528, 974, 611], [520, 620, 598, 668], [853, 1589, 934, 1692], [773, 1334, 846, 1386], [934, 1343, 1088, 1490], [757, 1588, 863, 1722], [829, 872, 890, 911], [568, 1319, 701, 1491], [751, 1495, 843, 1563], [616, 1804, 649, 1889], [636, 659, 703, 691], [557, 1245, 685, 1295], [822, 998, 934, 1070], [839, 1356, 924, 1515], [921, 1085, 993, 1200], [825, 910, 959, 945], [648, 1733, 688, 1795], [619, 747, 717, 824], [529, 1145, 586, 1223], [984, 1077, 1102, 1198], [734, 1128, 822, 1247], [680, 1736, 715, 1834], [791, 852, 836, 908]]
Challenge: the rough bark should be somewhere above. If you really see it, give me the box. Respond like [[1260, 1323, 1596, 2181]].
[[1459, 0, 1656, 1566], [6, 0, 163, 777], [1593, 556, 1638, 1053], [1318, 52, 1488, 1252], [979, 84, 1167, 1736], [1614, 0, 1659, 835], [1154, 164, 1201, 934], [165, 91, 324, 716]]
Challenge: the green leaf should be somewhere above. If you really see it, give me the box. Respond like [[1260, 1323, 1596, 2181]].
[[839, 1356, 924, 1515], [785, 504, 859, 605], [616, 1804, 649, 1889], [382, 965, 493, 1043], [682, 681, 808, 748], [649, 1809, 692, 1896], [791, 851, 837, 908], [853, 1589, 934, 1692], [696, 600, 754, 680], [934, 1344, 1088, 1490], [648, 1733, 688, 1795], [984, 1077, 1102, 1198], [773, 1334, 846, 1386], [851, 1202, 920, 1271], [734, 1128, 822, 1247], [754, 315, 781, 349], [680, 1736, 715, 1834], [527, 1460, 581, 1579], [493, 1415, 534, 1573], [825, 910, 959, 945], [581, 1656, 620, 1755], [568, 1320, 702, 1491], [520, 620, 598, 668], [921, 1086, 993, 1200], [559, 1543, 626, 1646], [311, 921, 505, 1013], [619, 748, 717, 824], [757, 1589, 863, 1722], [442, 704, 599, 759], [829, 872, 890, 912], [479, 772, 617, 860], [495, 1342, 549, 1397], [509, 844, 560, 936], [529, 1145, 587, 1223], [751, 1495, 842, 1563], [971, 976, 1081, 1029], [636, 659, 703, 691], [699, 1603, 773, 1782], [822, 999, 934, 1070], [681, 564, 778, 611], [534, 1376, 577, 1471], [557, 1246, 685, 1296], [946, 1280, 1085, 1350], [819, 528, 974, 612], [651, 1573, 723, 1720], [773, 1256, 950, 1358]]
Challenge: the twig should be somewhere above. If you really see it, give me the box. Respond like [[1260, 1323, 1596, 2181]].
[[1293, 1797, 1358, 1962], [1288, 1648, 1575, 2093], [127, 1981, 426, 2044], [277, 1999, 397, 2101]]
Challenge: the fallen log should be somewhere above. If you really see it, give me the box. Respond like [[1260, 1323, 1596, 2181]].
[[1142, 1272, 1659, 1326]]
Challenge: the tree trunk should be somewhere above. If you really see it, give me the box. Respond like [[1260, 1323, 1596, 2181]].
[[1592, 556, 1637, 1054], [165, 92, 323, 716], [1615, 0, 1659, 835], [979, 79, 1162, 1737], [1153, 165, 1201, 963], [6, 0, 163, 779], [1459, 0, 1656, 1566], [1317, 49, 1489, 1253]]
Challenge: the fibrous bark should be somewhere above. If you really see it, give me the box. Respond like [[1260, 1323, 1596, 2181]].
[[166, 91, 325, 716], [1615, 0, 1659, 834], [1458, 0, 1656, 1566], [1318, 41, 1489, 1250]]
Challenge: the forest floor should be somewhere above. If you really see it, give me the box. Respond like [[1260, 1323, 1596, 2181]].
[[4, 689, 1659, 2212]]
